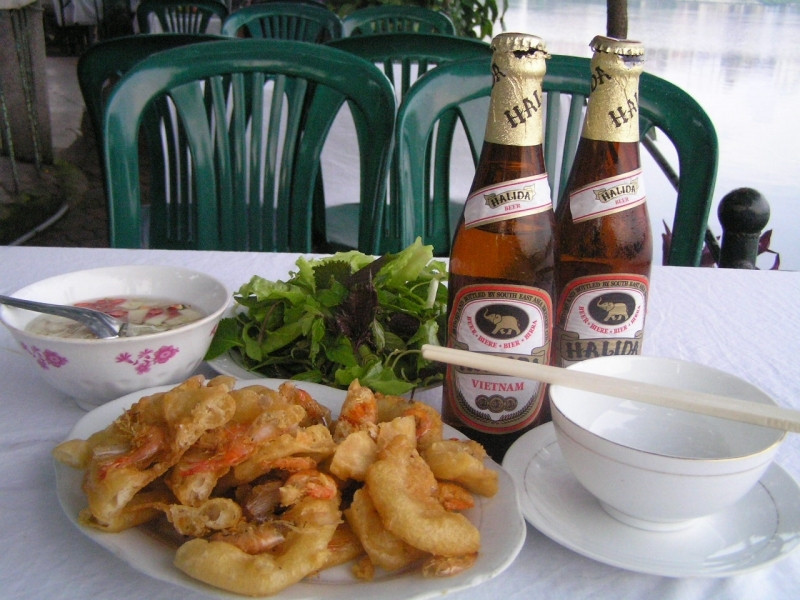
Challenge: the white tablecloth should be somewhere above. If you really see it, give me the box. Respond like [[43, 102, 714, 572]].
[[1, 245, 798, 600]]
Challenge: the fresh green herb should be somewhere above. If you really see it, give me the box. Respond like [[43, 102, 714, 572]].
[[205, 239, 448, 394]]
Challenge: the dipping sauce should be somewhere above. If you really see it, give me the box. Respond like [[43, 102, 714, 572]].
[[25, 297, 204, 339]]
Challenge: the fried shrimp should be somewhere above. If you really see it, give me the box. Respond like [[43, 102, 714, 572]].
[[98, 422, 167, 477], [227, 424, 336, 486], [437, 481, 475, 511], [279, 469, 339, 505], [422, 439, 499, 497], [163, 497, 243, 537], [345, 487, 425, 572], [401, 402, 443, 450], [365, 436, 480, 557], [332, 380, 378, 442], [174, 495, 341, 597], [209, 521, 287, 555], [57, 375, 499, 595], [319, 523, 365, 571], [279, 382, 332, 427], [168, 400, 307, 506], [67, 377, 237, 527]]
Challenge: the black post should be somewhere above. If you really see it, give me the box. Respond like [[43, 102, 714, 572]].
[[718, 188, 770, 269], [607, 0, 628, 39]]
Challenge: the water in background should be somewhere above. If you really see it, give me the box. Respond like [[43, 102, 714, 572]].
[[501, 0, 800, 269]]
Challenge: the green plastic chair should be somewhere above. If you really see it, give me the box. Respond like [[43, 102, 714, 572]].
[[342, 5, 455, 37], [393, 54, 719, 266], [77, 33, 226, 245], [77, 33, 225, 155], [102, 39, 395, 252], [221, 2, 343, 41], [136, 0, 229, 33], [220, 3, 344, 245], [320, 33, 491, 251], [328, 33, 490, 100]]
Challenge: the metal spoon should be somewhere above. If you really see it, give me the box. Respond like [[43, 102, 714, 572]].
[[0, 294, 123, 338]]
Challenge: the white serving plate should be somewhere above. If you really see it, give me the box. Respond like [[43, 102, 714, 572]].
[[55, 378, 526, 599], [207, 348, 261, 380]]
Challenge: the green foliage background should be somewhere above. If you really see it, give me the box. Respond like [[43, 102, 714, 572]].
[[328, 0, 507, 39]]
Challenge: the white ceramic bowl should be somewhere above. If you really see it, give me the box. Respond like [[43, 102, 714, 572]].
[[549, 355, 785, 531], [0, 265, 229, 409]]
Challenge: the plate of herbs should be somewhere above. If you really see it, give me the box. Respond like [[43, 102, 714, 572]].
[[205, 239, 449, 395]]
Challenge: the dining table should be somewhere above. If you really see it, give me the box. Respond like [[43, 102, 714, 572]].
[[1, 244, 798, 600]]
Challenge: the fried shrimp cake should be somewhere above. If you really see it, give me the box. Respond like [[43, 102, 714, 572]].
[[365, 436, 480, 557], [345, 487, 425, 572], [329, 415, 417, 482], [60, 376, 237, 528], [331, 380, 378, 442], [422, 439, 499, 498], [167, 389, 306, 506], [225, 423, 336, 487], [162, 497, 243, 538], [278, 381, 331, 427], [400, 402, 443, 450], [174, 493, 341, 596]]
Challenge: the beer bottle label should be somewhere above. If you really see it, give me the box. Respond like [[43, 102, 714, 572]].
[[465, 174, 552, 228], [555, 274, 648, 367], [446, 283, 551, 432], [569, 168, 646, 223]]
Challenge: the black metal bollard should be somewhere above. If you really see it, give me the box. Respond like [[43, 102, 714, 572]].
[[717, 188, 770, 269]]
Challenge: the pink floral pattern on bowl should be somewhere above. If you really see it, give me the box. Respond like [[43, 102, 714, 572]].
[[116, 345, 180, 374], [21, 343, 68, 369]]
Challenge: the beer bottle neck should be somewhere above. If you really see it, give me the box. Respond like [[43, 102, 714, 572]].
[[582, 50, 644, 144], [484, 50, 548, 147]]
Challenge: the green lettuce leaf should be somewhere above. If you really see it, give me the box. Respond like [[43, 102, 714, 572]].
[[205, 238, 448, 393]]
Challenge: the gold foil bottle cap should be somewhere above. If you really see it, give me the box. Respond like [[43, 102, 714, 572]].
[[485, 32, 549, 146], [491, 32, 549, 56], [590, 35, 645, 57], [582, 35, 644, 143]]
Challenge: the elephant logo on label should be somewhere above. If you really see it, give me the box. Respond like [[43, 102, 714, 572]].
[[477, 304, 529, 339], [588, 293, 635, 324]]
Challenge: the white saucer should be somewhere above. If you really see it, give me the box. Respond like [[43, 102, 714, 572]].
[[503, 422, 800, 578]]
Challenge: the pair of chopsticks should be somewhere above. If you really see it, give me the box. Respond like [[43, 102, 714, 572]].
[[420, 345, 800, 434]]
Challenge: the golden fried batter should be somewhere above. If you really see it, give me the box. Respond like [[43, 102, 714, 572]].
[[365, 436, 480, 557]]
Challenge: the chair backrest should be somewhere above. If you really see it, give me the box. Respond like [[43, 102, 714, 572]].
[[393, 54, 719, 266], [102, 38, 395, 252], [136, 0, 229, 34], [390, 57, 490, 255], [77, 33, 225, 152], [327, 33, 490, 101], [322, 33, 491, 252], [221, 2, 343, 42], [342, 5, 455, 37]]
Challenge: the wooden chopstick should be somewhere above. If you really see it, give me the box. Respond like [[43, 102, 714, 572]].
[[421, 344, 800, 434]]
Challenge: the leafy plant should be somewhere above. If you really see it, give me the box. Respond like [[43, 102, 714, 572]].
[[205, 239, 449, 394], [328, 0, 507, 38]]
